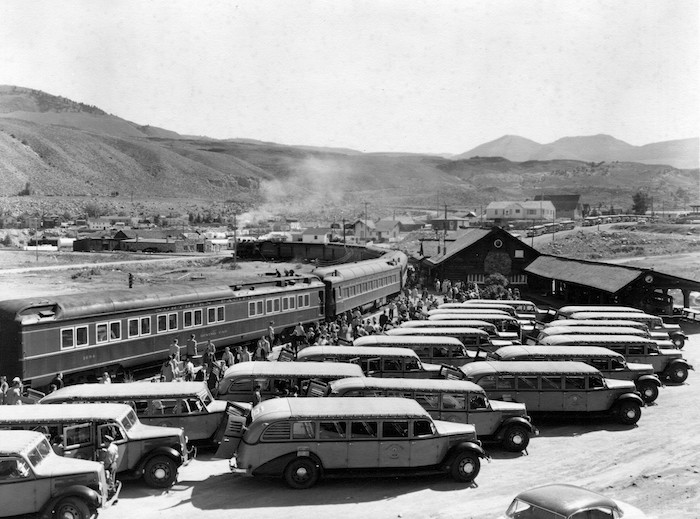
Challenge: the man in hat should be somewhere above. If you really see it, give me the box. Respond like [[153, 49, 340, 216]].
[[99, 434, 119, 487]]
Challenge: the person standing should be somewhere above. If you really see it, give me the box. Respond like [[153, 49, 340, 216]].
[[205, 340, 216, 360], [267, 321, 275, 345], [253, 384, 262, 406], [100, 372, 112, 384], [292, 322, 305, 352], [0, 375, 8, 405], [239, 346, 251, 363], [50, 372, 64, 390], [183, 356, 195, 381], [169, 338, 180, 361], [257, 336, 270, 360], [5, 378, 22, 405], [222, 347, 235, 368], [185, 334, 198, 359]]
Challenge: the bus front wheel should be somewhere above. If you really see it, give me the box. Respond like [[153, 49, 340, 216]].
[[450, 451, 480, 483]]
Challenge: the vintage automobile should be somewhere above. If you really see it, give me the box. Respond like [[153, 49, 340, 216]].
[[229, 397, 488, 488], [500, 483, 647, 519], [0, 430, 120, 519]]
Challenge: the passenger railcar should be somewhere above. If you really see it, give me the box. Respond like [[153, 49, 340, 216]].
[[312, 251, 406, 316], [1, 251, 408, 390], [0, 277, 326, 389]]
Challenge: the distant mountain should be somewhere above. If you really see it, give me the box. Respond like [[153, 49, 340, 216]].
[[0, 86, 697, 218], [457, 134, 699, 169]]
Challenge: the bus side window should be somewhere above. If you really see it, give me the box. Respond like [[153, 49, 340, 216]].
[[350, 421, 377, 439], [476, 375, 497, 390], [498, 375, 516, 390], [319, 421, 346, 439], [134, 400, 149, 416], [442, 393, 466, 410], [565, 376, 586, 390], [542, 376, 562, 390], [413, 420, 435, 437], [589, 375, 605, 389], [64, 423, 92, 448], [405, 358, 421, 371], [469, 394, 487, 410], [415, 392, 439, 410], [383, 359, 402, 372]]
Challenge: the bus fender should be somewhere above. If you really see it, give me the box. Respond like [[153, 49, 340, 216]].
[[636, 374, 662, 387], [616, 393, 644, 406], [252, 450, 323, 478], [666, 358, 694, 372], [40, 485, 101, 519], [442, 441, 489, 469], [493, 416, 537, 440], [134, 446, 182, 476]]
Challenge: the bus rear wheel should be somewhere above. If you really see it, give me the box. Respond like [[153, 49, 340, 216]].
[[284, 458, 319, 489]]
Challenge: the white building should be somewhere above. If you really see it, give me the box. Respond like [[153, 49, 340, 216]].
[[486, 201, 556, 221]]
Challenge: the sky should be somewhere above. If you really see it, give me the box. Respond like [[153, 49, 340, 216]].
[[1, 0, 698, 154]]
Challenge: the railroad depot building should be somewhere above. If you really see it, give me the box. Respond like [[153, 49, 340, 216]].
[[420, 227, 540, 287]]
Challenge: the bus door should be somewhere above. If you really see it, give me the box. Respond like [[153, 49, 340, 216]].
[[62, 422, 95, 461], [465, 393, 501, 435], [379, 420, 410, 467], [347, 421, 379, 468], [97, 422, 128, 472], [364, 357, 381, 377], [213, 402, 252, 459], [563, 375, 587, 412]]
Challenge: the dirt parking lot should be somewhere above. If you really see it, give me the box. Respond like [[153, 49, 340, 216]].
[[99, 331, 700, 519]]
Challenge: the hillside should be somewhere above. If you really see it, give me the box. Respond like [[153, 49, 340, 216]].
[[457, 134, 699, 169], [0, 86, 698, 219]]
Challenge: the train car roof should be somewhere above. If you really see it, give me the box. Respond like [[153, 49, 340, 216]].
[[353, 335, 465, 346], [460, 360, 600, 376], [328, 376, 484, 393], [0, 403, 135, 423], [312, 255, 404, 282], [0, 430, 46, 455], [0, 278, 324, 322], [297, 345, 422, 359], [251, 397, 429, 422], [39, 382, 213, 403], [221, 361, 365, 379]]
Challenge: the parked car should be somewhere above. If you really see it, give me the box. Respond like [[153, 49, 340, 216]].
[[500, 483, 647, 519]]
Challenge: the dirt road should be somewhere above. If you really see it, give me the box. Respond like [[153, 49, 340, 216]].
[[100, 331, 700, 519]]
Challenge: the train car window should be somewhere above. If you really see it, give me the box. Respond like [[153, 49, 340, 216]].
[[194, 309, 203, 326], [128, 319, 140, 338], [304, 294, 310, 307], [109, 321, 121, 340], [184, 311, 193, 328], [217, 306, 225, 321], [255, 301, 263, 315], [76, 326, 89, 347], [61, 328, 74, 350], [289, 296, 295, 309], [249, 302, 256, 317], [273, 298, 280, 312], [283, 298, 289, 311], [168, 313, 178, 330], [298, 295, 304, 307], [97, 322, 109, 343], [208, 307, 217, 322], [157, 314, 167, 332], [266, 300, 273, 313], [140, 317, 151, 335]]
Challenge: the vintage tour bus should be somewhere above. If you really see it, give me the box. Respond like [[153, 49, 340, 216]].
[[530, 325, 652, 345], [217, 361, 365, 403], [352, 335, 479, 366], [0, 403, 188, 488], [489, 345, 663, 403], [228, 397, 488, 488], [325, 377, 537, 451], [39, 381, 236, 445], [429, 312, 522, 337], [399, 318, 520, 342], [538, 334, 693, 383], [294, 345, 444, 378], [438, 303, 519, 318], [458, 361, 644, 425], [384, 326, 513, 351], [0, 430, 119, 519], [460, 299, 552, 321], [564, 310, 686, 348]]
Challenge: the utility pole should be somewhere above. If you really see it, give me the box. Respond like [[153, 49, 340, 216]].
[[364, 201, 369, 243], [342, 218, 346, 243], [232, 213, 238, 270]]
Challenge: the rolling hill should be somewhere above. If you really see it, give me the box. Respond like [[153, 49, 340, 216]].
[[0, 86, 697, 219]]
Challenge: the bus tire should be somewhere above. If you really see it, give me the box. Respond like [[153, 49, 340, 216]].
[[502, 425, 530, 452], [667, 365, 689, 384], [284, 458, 319, 489], [617, 401, 641, 425], [450, 451, 480, 483], [53, 496, 91, 519], [143, 455, 177, 488], [638, 382, 659, 403]]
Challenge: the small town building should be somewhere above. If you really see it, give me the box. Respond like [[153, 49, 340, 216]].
[[300, 227, 337, 244], [486, 201, 556, 222], [374, 219, 401, 242], [534, 194, 583, 220]]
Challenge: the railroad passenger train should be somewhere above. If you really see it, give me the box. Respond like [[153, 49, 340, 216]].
[[0, 250, 407, 390]]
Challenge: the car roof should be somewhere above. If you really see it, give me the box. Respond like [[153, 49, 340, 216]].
[[40, 381, 211, 403], [354, 335, 465, 346], [329, 376, 485, 394], [540, 335, 656, 345], [252, 397, 430, 422], [460, 361, 599, 376], [0, 403, 133, 423], [385, 327, 489, 337], [513, 484, 621, 515], [540, 326, 647, 336], [296, 346, 421, 359], [548, 319, 647, 328], [0, 430, 45, 455], [222, 361, 365, 378]]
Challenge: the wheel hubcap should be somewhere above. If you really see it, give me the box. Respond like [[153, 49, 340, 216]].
[[626, 409, 636, 419], [154, 467, 167, 480], [511, 434, 524, 445], [460, 459, 474, 474], [296, 467, 309, 480]]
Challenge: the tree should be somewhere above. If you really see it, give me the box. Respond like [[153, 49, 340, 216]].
[[632, 191, 649, 215], [480, 273, 510, 300]]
